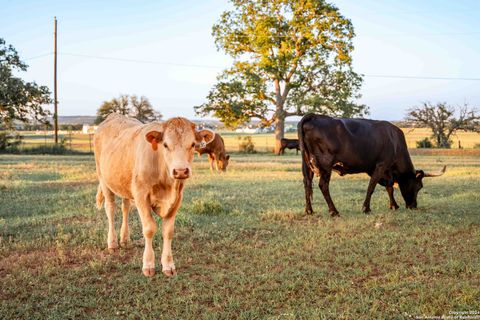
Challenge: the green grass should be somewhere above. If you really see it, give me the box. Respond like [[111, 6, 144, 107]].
[[1, 153, 479, 319]]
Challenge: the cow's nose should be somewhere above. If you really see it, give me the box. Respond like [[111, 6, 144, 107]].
[[172, 168, 190, 179]]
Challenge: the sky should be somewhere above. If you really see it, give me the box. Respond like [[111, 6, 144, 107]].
[[2, 0, 480, 121]]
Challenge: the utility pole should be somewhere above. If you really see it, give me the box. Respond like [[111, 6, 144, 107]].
[[54, 16, 58, 144]]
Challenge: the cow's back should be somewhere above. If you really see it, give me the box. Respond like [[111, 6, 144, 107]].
[[196, 133, 225, 155], [300, 114, 406, 173], [94, 114, 145, 198]]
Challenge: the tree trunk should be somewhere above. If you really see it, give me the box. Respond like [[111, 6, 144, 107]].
[[274, 112, 285, 155], [273, 79, 286, 155]]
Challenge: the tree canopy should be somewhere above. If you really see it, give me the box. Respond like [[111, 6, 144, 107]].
[[407, 102, 480, 148], [0, 38, 52, 128], [196, 0, 367, 153], [95, 94, 161, 124]]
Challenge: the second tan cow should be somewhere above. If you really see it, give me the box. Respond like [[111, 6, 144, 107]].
[[94, 113, 215, 277], [195, 133, 230, 172]]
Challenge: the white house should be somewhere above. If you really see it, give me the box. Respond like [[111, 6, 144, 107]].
[[82, 124, 98, 134]]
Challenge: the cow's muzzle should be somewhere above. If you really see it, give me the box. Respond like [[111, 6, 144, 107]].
[[172, 168, 190, 179]]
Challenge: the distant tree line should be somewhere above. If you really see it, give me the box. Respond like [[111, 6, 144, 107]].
[[19, 123, 84, 131]]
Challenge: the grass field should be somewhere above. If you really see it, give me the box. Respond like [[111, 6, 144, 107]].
[[17, 127, 480, 153], [1, 152, 479, 319]]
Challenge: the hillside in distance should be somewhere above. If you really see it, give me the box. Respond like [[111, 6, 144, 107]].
[[55, 116, 97, 125]]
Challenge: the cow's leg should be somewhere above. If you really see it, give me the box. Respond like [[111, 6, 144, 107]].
[[120, 199, 131, 247], [103, 186, 118, 251], [214, 155, 220, 172], [281, 147, 285, 155], [207, 154, 215, 172], [161, 215, 177, 277], [296, 148, 299, 155], [318, 169, 339, 217], [302, 159, 314, 214], [386, 185, 399, 210], [136, 199, 158, 277], [362, 164, 385, 213]]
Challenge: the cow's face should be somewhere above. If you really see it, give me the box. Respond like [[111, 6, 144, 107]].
[[399, 171, 424, 209], [399, 166, 446, 209], [217, 154, 230, 172], [146, 118, 215, 180]]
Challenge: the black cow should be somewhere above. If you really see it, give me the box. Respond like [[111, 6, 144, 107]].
[[280, 138, 300, 155], [298, 114, 446, 216]]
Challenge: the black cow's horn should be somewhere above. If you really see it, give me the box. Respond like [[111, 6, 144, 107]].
[[424, 165, 446, 177]]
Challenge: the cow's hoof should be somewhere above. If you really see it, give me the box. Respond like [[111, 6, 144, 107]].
[[142, 268, 155, 277], [120, 241, 129, 248], [107, 243, 118, 252], [362, 206, 371, 214], [329, 211, 340, 217], [305, 209, 314, 215], [162, 268, 177, 277]]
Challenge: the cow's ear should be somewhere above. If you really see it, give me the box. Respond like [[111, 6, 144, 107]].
[[146, 131, 163, 151], [226, 155, 230, 160], [415, 170, 425, 180], [196, 129, 215, 144]]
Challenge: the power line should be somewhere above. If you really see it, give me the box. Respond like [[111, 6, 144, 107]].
[[352, 31, 478, 37], [59, 52, 222, 69], [146, 32, 480, 38], [23, 51, 480, 81], [363, 74, 480, 81], [357, 31, 480, 37], [373, 8, 480, 16], [24, 52, 53, 61]]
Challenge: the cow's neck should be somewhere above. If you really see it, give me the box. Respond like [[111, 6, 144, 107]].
[[150, 172, 185, 219], [395, 153, 416, 180]]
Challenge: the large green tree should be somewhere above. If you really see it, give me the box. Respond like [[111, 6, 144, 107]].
[[0, 38, 52, 128], [95, 94, 161, 124], [407, 102, 480, 148], [196, 0, 367, 153]]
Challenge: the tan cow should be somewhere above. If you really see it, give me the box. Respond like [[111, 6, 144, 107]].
[[195, 133, 230, 172], [94, 113, 214, 277]]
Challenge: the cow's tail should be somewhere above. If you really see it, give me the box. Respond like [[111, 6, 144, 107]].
[[298, 113, 317, 166], [298, 114, 316, 211], [96, 184, 104, 210]]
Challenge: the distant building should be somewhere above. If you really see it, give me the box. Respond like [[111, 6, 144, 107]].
[[235, 127, 258, 134], [235, 124, 275, 134], [82, 124, 98, 134], [285, 124, 297, 132]]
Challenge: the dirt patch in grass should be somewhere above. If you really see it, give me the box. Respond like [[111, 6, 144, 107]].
[[0, 245, 141, 279]]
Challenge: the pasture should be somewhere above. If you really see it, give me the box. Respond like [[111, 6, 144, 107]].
[[0, 152, 479, 319], [17, 127, 480, 153]]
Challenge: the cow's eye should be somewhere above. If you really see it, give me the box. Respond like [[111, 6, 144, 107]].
[[163, 143, 169, 150], [191, 142, 195, 148]]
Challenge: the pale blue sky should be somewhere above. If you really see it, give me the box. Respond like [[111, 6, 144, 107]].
[[2, 0, 480, 120]]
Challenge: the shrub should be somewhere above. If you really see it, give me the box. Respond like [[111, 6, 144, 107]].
[[237, 136, 256, 153], [474, 143, 480, 149], [190, 198, 226, 215], [416, 138, 433, 148], [0, 132, 22, 152]]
